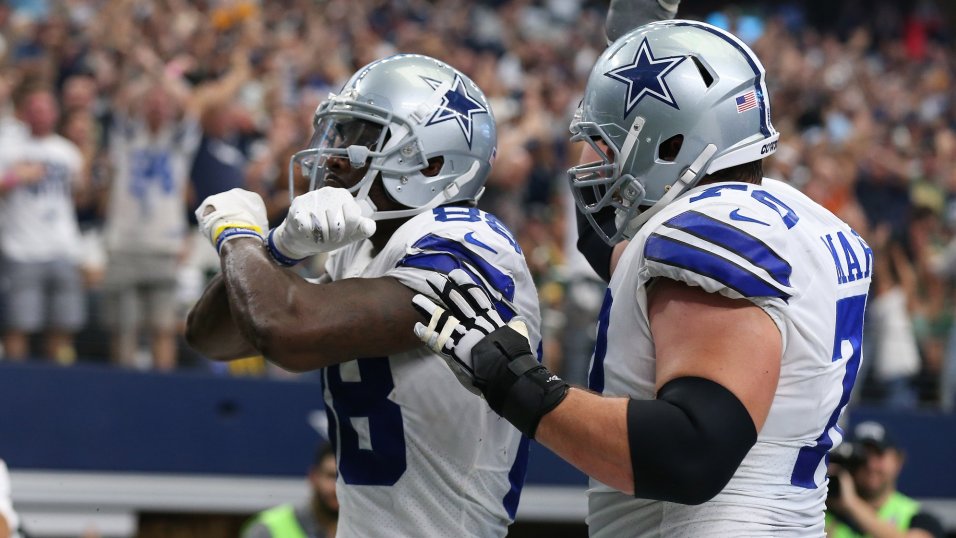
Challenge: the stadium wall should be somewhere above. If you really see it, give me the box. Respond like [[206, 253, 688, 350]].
[[0, 363, 952, 536]]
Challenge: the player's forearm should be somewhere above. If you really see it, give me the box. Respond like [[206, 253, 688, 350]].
[[185, 273, 258, 360], [216, 238, 310, 364], [535, 388, 634, 493]]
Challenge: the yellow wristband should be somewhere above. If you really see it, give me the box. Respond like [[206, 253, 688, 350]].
[[212, 222, 263, 243]]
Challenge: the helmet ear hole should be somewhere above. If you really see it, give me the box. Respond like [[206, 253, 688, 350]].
[[658, 134, 684, 162], [690, 56, 715, 88], [422, 156, 445, 177]]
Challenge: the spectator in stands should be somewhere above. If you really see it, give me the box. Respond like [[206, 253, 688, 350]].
[[825, 420, 945, 538], [242, 443, 338, 538], [100, 41, 248, 371], [867, 226, 922, 408], [0, 81, 86, 363], [2, 0, 956, 403]]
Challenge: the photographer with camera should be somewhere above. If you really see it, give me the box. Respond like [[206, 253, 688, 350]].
[[825, 421, 945, 538]]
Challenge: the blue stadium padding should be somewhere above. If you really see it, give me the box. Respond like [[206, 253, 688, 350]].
[[0, 362, 323, 476], [0, 363, 952, 498]]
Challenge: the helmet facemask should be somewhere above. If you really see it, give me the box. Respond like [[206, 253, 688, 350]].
[[568, 120, 647, 245], [289, 55, 497, 222], [290, 95, 436, 220]]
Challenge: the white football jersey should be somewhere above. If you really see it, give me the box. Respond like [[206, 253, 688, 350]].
[[322, 206, 541, 538], [0, 134, 83, 262], [587, 179, 872, 537], [105, 114, 200, 254]]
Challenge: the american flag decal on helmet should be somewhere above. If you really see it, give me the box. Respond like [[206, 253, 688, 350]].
[[735, 90, 757, 113]]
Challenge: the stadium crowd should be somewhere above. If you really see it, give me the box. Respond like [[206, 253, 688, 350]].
[[0, 0, 955, 410]]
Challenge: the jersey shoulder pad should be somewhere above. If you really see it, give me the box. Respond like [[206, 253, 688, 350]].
[[640, 190, 796, 301], [387, 207, 524, 316]]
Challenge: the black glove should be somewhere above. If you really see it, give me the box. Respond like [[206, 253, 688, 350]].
[[413, 269, 570, 438]]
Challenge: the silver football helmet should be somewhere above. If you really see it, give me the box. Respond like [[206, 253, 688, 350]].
[[569, 20, 780, 244], [291, 54, 497, 221]]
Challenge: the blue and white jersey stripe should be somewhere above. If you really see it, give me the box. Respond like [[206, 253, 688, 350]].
[[399, 233, 518, 320], [642, 205, 795, 301]]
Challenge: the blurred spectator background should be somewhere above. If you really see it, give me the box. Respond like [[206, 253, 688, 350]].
[[0, 0, 955, 411]]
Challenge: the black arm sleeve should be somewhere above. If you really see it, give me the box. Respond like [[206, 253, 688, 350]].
[[627, 376, 757, 505], [575, 205, 616, 282]]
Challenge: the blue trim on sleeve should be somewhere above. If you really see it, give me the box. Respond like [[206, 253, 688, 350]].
[[398, 235, 518, 320], [644, 233, 791, 300], [663, 210, 792, 287], [402, 234, 516, 301], [399, 253, 517, 321]]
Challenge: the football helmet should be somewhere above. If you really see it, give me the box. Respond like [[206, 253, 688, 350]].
[[291, 54, 497, 221], [569, 20, 780, 244]]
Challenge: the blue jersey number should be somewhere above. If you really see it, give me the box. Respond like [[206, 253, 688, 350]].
[[790, 294, 866, 488], [690, 185, 799, 229], [432, 207, 522, 253], [324, 358, 407, 485]]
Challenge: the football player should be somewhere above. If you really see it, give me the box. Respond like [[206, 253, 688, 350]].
[[414, 21, 873, 536], [186, 55, 541, 537]]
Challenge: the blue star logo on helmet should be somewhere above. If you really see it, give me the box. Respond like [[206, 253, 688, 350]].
[[422, 74, 488, 148], [604, 37, 687, 117]]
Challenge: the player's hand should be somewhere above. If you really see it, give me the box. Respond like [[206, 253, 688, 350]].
[[196, 188, 268, 254], [411, 269, 568, 439], [411, 269, 530, 395], [267, 187, 376, 265]]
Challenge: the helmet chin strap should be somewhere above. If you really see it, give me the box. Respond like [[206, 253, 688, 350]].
[[619, 143, 718, 239]]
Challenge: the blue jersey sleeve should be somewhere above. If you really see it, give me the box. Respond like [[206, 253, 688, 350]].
[[640, 198, 796, 302]]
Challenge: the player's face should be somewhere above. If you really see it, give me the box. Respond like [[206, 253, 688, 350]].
[[852, 446, 903, 500], [320, 118, 381, 188], [320, 118, 405, 213]]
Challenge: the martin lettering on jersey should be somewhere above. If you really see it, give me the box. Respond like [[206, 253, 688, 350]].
[[821, 230, 872, 285]]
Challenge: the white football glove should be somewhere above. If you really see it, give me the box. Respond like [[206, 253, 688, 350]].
[[195, 188, 269, 254], [267, 187, 376, 265], [412, 269, 530, 395]]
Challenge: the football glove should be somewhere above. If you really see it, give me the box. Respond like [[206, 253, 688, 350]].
[[412, 269, 569, 438], [196, 188, 269, 254], [267, 187, 376, 265]]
